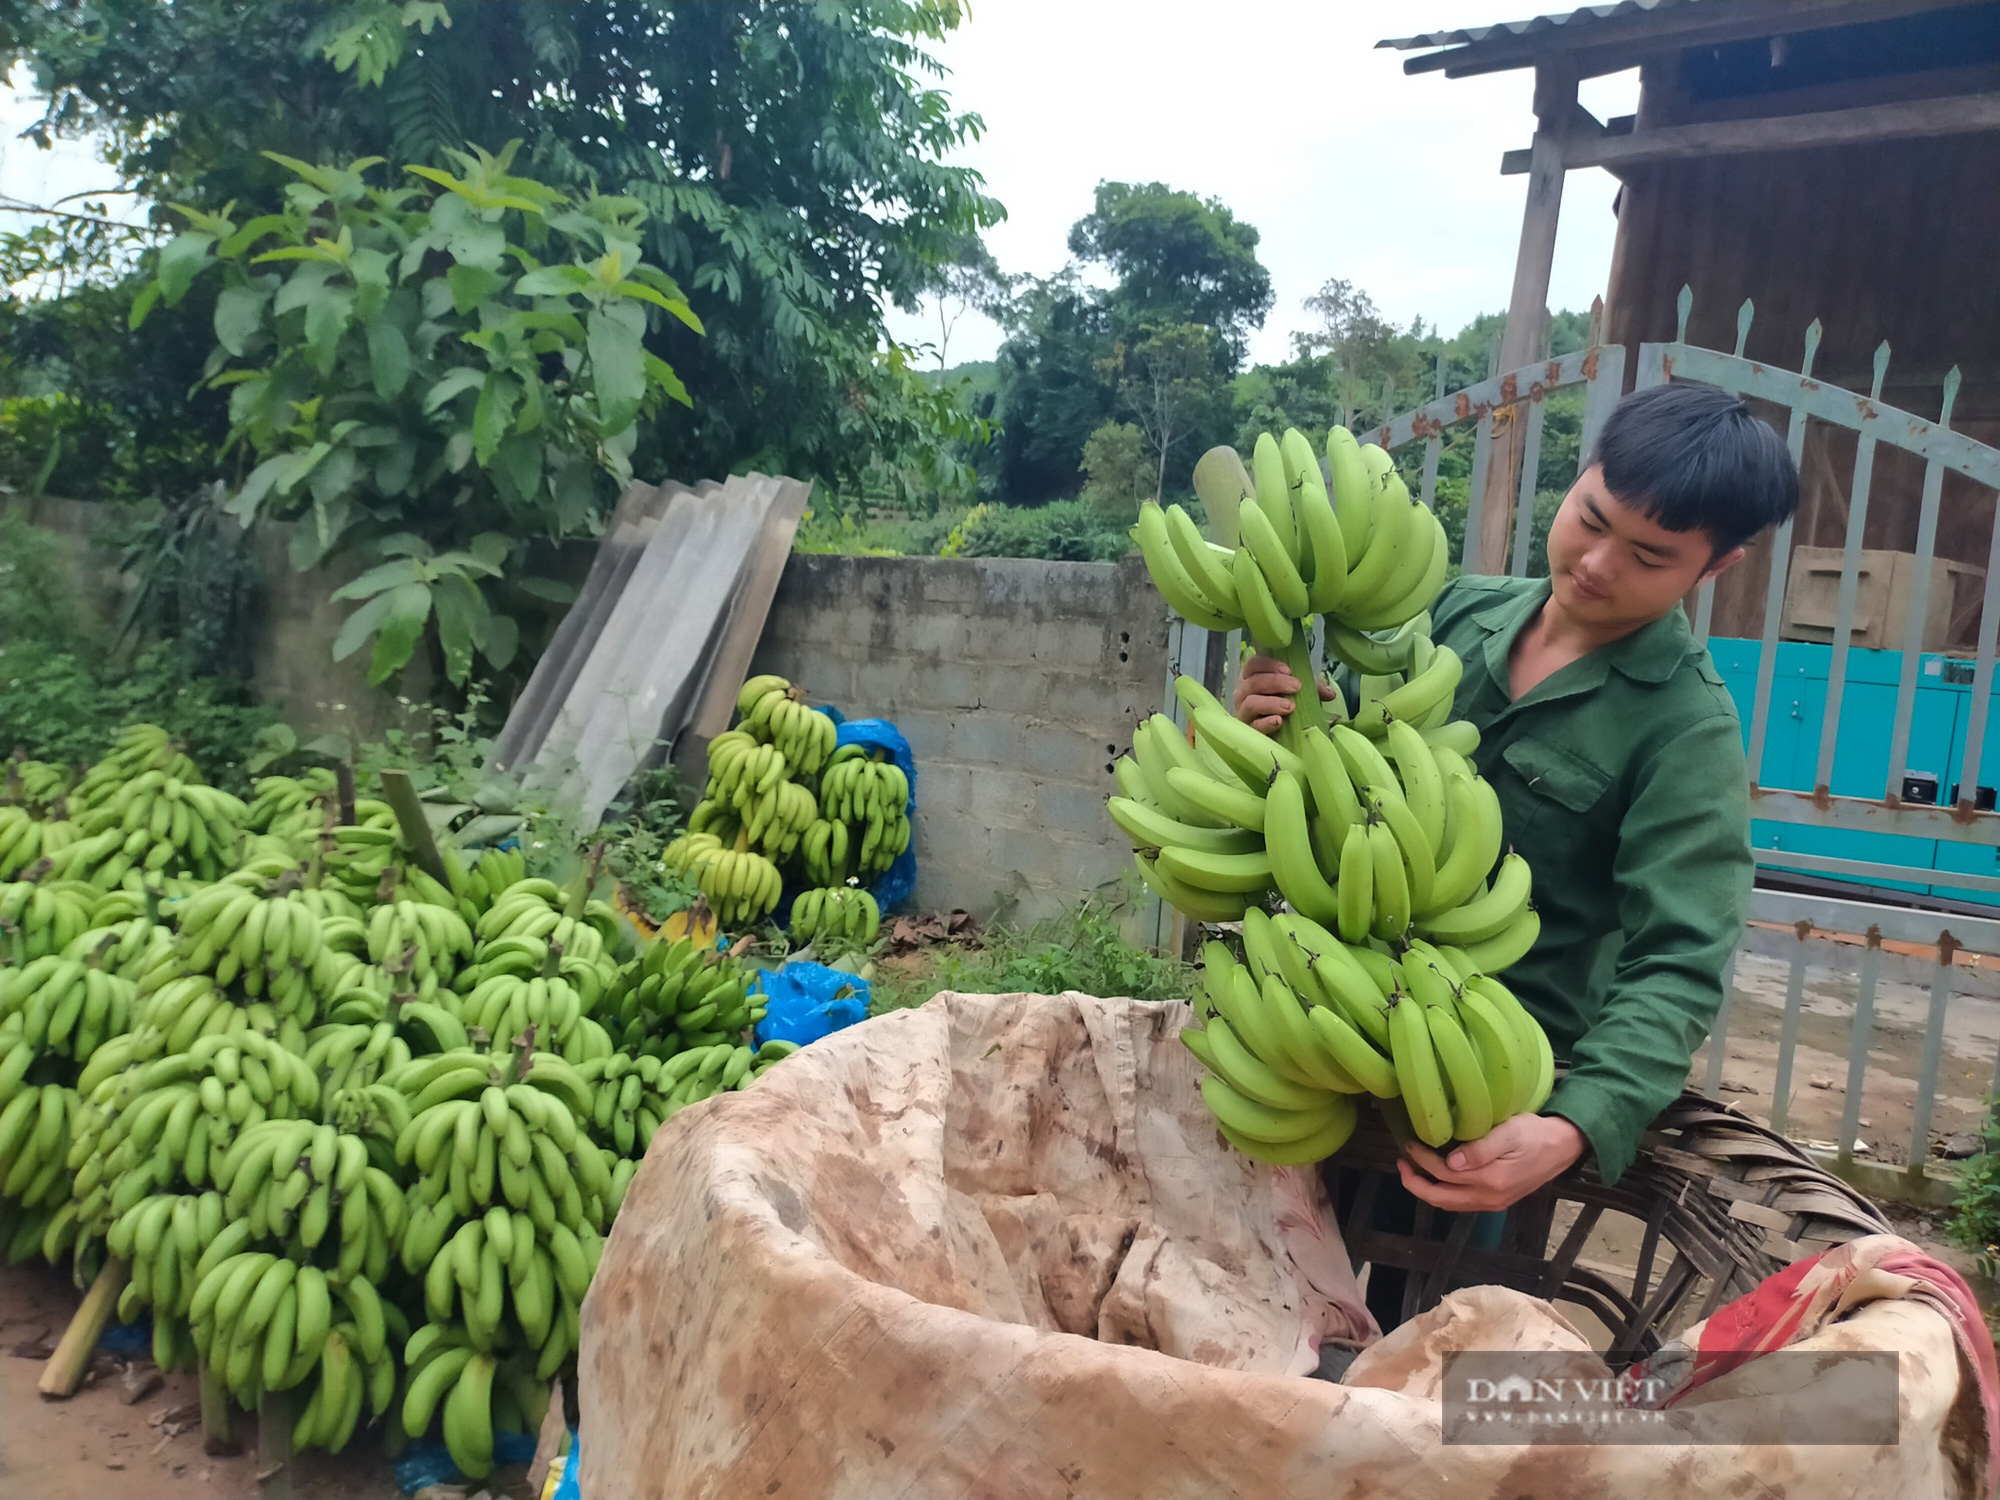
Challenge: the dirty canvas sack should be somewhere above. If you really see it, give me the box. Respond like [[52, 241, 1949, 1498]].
[[578, 991, 1984, 1499]]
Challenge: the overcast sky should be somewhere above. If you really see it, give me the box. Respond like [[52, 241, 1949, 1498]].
[[882, 0, 1640, 367], [2, 3, 1639, 362]]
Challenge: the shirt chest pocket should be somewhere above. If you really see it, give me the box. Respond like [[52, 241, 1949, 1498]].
[[1499, 737, 1615, 852]]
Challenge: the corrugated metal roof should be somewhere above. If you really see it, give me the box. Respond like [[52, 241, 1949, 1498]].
[[1378, 0, 1706, 54]]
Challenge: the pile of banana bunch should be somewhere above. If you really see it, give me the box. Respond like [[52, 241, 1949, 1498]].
[[787, 885, 880, 948], [667, 674, 839, 929], [1116, 425, 1552, 1166], [1180, 909, 1554, 1164], [0, 720, 824, 1477]]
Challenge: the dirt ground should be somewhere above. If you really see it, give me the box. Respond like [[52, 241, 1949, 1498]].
[[1691, 950, 2000, 1162], [0, 1262, 537, 1500]]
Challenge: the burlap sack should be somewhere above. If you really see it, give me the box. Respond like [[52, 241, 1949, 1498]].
[[579, 990, 1980, 1498]]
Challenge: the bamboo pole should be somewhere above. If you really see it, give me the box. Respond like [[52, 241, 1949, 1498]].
[[38, 1257, 129, 1397], [257, 1386, 293, 1500], [377, 767, 451, 887]]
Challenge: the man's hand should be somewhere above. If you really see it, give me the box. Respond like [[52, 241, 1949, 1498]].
[[1233, 655, 1338, 734], [1397, 1114, 1587, 1213]]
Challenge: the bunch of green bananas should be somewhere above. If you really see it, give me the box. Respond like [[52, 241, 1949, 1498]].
[[187, 1249, 399, 1445], [365, 898, 474, 985], [306, 1022, 428, 1103], [737, 674, 838, 777], [0, 805, 82, 880], [55, 770, 247, 888], [455, 847, 529, 915], [693, 732, 821, 859], [0, 879, 99, 963], [579, 1038, 797, 1160], [798, 818, 858, 887], [2, 756, 75, 813], [208, 1118, 405, 1278], [243, 769, 341, 840], [818, 747, 910, 879], [1117, 676, 1540, 972], [1179, 909, 1553, 1162], [67, 725, 201, 812], [402, 1329, 551, 1480], [469, 879, 617, 969], [0, 1080, 80, 1208], [663, 833, 783, 931], [0, 951, 137, 1063], [59, 886, 177, 981], [173, 878, 340, 1013], [1, 1195, 78, 1265], [319, 807, 413, 903], [788, 885, 880, 948], [1132, 427, 1448, 662], [455, 942, 597, 1049], [68, 1028, 323, 1226], [600, 937, 754, 1056], [389, 1053, 607, 1373]]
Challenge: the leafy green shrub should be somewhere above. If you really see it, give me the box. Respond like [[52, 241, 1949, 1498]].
[[1080, 421, 1154, 509], [136, 144, 698, 685], [0, 509, 276, 790], [1946, 1100, 2000, 1278], [942, 498, 1134, 563]]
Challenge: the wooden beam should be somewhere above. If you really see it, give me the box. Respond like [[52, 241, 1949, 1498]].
[[1477, 59, 1577, 578], [1400, 0, 1962, 80], [1501, 91, 2000, 174]]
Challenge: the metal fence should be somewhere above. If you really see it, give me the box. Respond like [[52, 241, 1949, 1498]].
[[1159, 302, 2000, 1176]]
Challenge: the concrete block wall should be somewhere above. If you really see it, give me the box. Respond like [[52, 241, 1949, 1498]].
[[749, 554, 1171, 922]]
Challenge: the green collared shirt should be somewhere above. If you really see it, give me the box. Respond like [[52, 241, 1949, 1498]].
[[1421, 574, 1751, 1184]]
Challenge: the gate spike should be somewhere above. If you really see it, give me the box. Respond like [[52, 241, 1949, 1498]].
[[1869, 341, 1891, 401], [1941, 366, 1962, 430], [1675, 285, 1693, 345], [1434, 349, 1447, 400], [1734, 299, 1755, 358], [1801, 319, 1823, 378]]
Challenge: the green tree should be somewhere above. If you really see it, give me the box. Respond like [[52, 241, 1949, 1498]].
[[1068, 181, 1272, 368], [989, 182, 1271, 502], [7, 0, 1003, 504], [1079, 421, 1153, 510], [1107, 322, 1226, 502], [137, 146, 699, 684], [990, 271, 1117, 502]]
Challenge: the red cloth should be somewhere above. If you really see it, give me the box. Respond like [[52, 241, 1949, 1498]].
[[1630, 1234, 1999, 1495]]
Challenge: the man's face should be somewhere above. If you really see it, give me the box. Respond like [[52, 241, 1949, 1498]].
[[1543, 465, 1744, 632]]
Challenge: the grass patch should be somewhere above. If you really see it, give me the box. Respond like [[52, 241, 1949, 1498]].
[[867, 899, 1194, 1014]]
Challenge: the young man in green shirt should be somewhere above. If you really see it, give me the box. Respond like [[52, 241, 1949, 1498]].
[[1233, 383, 1798, 1317]]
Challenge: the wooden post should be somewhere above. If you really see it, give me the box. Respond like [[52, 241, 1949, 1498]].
[[1475, 59, 1578, 577], [38, 1257, 128, 1398], [377, 767, 452, 888], [257, 1386, 293, 1500], [199, 1357, 237, 1453]]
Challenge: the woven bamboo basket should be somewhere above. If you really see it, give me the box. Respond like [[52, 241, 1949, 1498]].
[[1323, 1087, 1894, 1366]]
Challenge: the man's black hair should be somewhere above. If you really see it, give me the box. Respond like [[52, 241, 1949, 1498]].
[[1589, 381, 1799, 555]]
